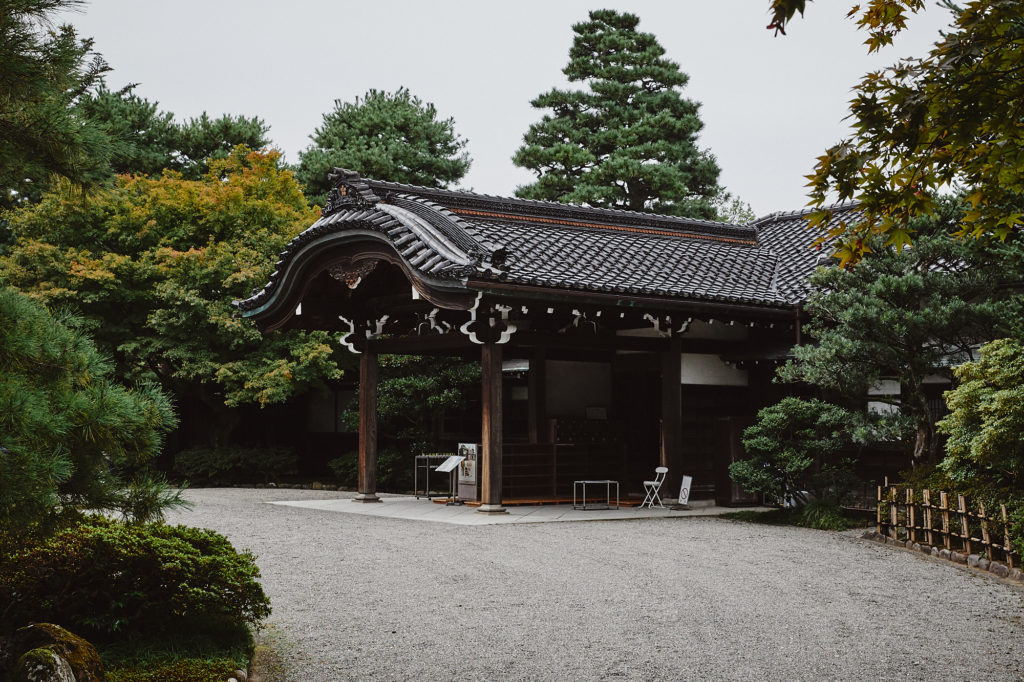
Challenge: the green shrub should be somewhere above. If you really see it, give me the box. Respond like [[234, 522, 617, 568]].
[[0, 517, 270, 642], [328, 447, 413, 492], [173, 446, 296, 484], [327, 452, 357, 488], [730, 397, 859, 504], [107, 658, 240, 682], [1010, 507, 1024, 559], [799, 500, 854, 530], [720, 504, 862, 531]]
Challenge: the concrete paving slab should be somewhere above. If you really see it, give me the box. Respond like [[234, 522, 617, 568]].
[[269, 494, 758, 525]]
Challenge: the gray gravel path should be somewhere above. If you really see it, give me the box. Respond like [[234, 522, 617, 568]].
[[165, 488, 1024, 681]]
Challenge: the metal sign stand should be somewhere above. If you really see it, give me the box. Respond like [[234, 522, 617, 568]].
[[435, 455, 465, 506]]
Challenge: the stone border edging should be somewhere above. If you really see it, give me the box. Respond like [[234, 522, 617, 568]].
[[861, 530, 1023, 584]]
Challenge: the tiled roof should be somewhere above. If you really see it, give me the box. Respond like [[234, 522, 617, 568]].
[[234, 170, 859, 314]]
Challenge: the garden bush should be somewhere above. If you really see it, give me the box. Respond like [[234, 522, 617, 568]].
[[173, 446, 296, 484], [106, 658, 241, 682], [730, 397, 860, 504], [328, 447, 413, 492], [0, 516, 270, 643]]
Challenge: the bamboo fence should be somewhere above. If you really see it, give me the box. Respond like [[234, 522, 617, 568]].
[[877, 485, 1017, 568]]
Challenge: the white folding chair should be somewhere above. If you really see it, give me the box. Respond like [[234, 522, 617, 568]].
[[640, 467, 668, 508]]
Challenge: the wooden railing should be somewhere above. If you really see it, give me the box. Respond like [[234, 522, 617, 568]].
[[877, 486, 1017, 568]]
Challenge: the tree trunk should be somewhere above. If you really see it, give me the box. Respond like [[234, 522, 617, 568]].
[[910, 389, 937, 466]]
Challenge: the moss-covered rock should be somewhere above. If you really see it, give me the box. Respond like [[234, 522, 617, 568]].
[[9, 624, 104, 682], [11, 647, 75, 682]]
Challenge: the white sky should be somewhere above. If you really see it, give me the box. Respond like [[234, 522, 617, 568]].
[[58, 1, 952, 217]]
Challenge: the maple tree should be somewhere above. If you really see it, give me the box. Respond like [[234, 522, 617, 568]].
[[766, 0, 1023, 266], [1, 148, 342, 446]]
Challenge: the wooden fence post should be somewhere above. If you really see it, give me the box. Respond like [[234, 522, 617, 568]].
[[979, 501, 990, 557], [890, 487, 899, 540], [876, 485, 883, 535], [958, 494, 971, 555], [907, 488, 916, 544], [940, 492, 951, 550], [1002, 505, 1014, 569], [923, 489, 933, 547]]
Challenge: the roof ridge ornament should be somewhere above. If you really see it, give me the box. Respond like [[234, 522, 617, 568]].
[[323, 168, 381, 215]]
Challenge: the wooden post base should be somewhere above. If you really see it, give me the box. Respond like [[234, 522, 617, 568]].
[[476, 504, 508, 514], [352, 493, 381, 503]]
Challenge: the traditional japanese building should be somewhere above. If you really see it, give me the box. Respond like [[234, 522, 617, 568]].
[[234, 169, 859, 512]]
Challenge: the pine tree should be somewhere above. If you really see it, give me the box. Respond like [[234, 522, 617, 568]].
[[76, 85, 270, 179], [777, 199, 1020, 465], [513, 10, 723, 219], [296, 88, 470, 206], [0, 287, 181, 532], [0, 0, 114, 209]]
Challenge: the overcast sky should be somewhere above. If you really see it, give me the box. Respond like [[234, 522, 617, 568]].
[[58, 1, 952, 217]]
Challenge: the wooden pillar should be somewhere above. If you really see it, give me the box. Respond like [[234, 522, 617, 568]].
[[354, 351, 381, 503], [478, 342, 507, 513], [660, 335, 683, 494], [527, 347, 547, 444]]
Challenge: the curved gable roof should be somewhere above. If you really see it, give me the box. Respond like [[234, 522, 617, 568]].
[[234, 169, 860, 324]]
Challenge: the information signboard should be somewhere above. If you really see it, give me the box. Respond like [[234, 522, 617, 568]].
[[457, 443, 478, 484]]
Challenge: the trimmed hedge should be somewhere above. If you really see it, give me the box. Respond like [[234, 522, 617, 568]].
[[173, 446, 296, 484], [0, 517, 270, 642]]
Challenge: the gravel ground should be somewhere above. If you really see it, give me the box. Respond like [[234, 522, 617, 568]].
[[166, 488, 1024, 681]]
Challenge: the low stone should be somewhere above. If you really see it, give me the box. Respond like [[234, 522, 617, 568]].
[[13, 647, 76, 682], [235, 669, 248, 681], [10, 624, 104, 682], [312, 481, 324, 490], [1008, 568, 1023, 583], [951, 551, 967, 564], [939, 549, 951, 560], [885, 536, 896, 546], [989, 562, 1010, 579], [325, 484, 338, 491], [967, 554, 980, 568], [920, 544, 932, 555], [911, 543, 922, 552], [978, 557, 990, 571], [267, 482, 277, 488], [905, 540, 915, 549], [302, 483, 313, 490], [931, 547, 940, 556]]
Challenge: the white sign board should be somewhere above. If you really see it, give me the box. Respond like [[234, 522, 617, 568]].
[[435, 455, 465, 474], [678, 475, 693, 506]]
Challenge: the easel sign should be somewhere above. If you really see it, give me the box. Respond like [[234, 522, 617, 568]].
[[436, 455, 465, 506], [678, 475, 693, 506], [435, 455, 464, 474]]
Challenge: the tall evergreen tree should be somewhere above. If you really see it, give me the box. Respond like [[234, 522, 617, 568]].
[[296, 88, 470, 206], [513, 9, 723, 219], [0, 0, 113, 209], [76, 85, 270, 179]]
